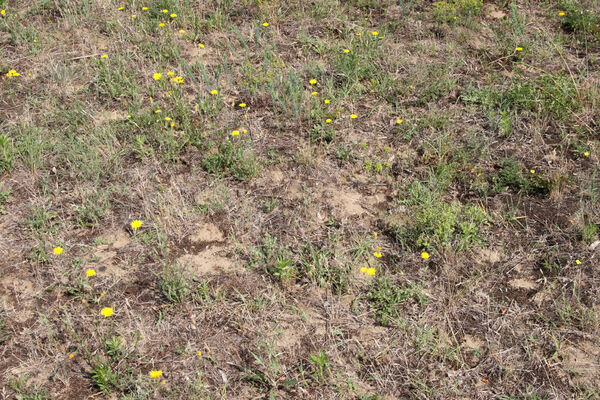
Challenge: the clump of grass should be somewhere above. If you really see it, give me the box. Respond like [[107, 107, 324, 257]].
[[433, 0, 483, 25], [393, 180, 488, 252], [160, 264, 190, 304], [368, 277, 428, 326], [558, 0, 600, 39], [202, 136, 259, 181]]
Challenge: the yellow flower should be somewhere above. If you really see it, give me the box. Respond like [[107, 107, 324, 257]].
[[396, 119, 403, 124], [197, 350, 202, 356], [0, 9, 6, 15], [159, 23, 165, 27], [167, 71, 175, 76], [373, 252, 382, 258], [69, 353, 74, 359], [142, 7, 148, 11], [170, 13, 177, 17], [86, 269, 97, 277], [421, 252, 430, 260], [194, 105, 199, 110], [262, 22, 269, 27], [231, 130, 240, 136], [198, 43, 205, 48], [154, 109, 162, 113], [101, 54, 108, 59], [583, 151, 590, 157], [325, 119, 332, 123], [530, 169, 535, 174], [350, 114, 357, 119], [6, 70, 20, 77], [162, 9, 168, 13], [558, 11, 565, 16], [516, 47, 523, 51], [127, 115, 131, 119], [360, 267, 368, 273], [371, 31, 379, 36], [130, 220, 143, 229], [153, 72, 162, 80], [170, 122, 175, 127], [366, 268, 376, 276], [309, 79, 317, 85], [149, 370, 163, 378], [179, 29, 185, 33], [576, 259, 582, 265], [324, 99, 330, 104], [242, 129, 247, 133], [101, 307, 114, 317], [343, 49, 350, 53], [164, 117, 171, 121], [171, 76, 184, 84], [210, 89, 218, 95], [118, 6, 124, 11], [373, 232, 377, 237], [131, 14, 137, 18], [356, 32, 361, 36], [53, 246, 64, 255], [311, 91, 318, 95], [238, 103, 247, 108]]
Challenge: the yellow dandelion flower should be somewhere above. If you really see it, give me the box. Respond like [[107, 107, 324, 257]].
[[558, 12, 565, 16], [324, 99, 330, 104], [53, 246, 64, 255], [576, 259, 582, 265], [262, 22, 269, 27], [356, 32, 361, 36], [343, 49, 350, 53], [126, 115, 131, 119], [231, 130, 240, 136], [373, 251, 382, 258], [396, 119, 403, 124], [86, 269, 96, 277], [360, 267, 368, 273], [164, 117, 172, 121], [101, 54, 108, 59], [244, 114, 248, 119], [6, 70, 20, 77], [309, 79, 317, 85], [311, 91, 318, 95], [530, 169, 535, 174], [421, 252, 430, 260], [583, 151, 590, 157], [197, 350, 202, 356], [118, 6, 124, 11], [130, 220, 143, 229], [194, 105, 198, 110], [170, 122, 175, 127], [210, 89, 218, 95], [167, 71, 175, 76], [198, 43, 206, 48], [371, 31, 379, 36], [170, 13, 177, 17], [154, 109, 162, 114], [159, 23, 165, 27], [350, 114, 357, 119], [373, 232, 377, 237], [153, 72, 162, 80], [162, 9, 168, 13], [100, 307, 114, 317], [516, 47, 523, 51], [242, 129, 247, 133], [68, 353, 74, 359], [238, 103, 247, 108], [325, 119, 332, 123], [131, 14, 137, 18], [179, 29, 185, 33], [149, 370, 163, 378], [142, 7, 148, 11], [366, 268, 376, 276]]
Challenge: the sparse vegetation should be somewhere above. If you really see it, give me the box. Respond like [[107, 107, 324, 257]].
[[1, 0, 599, 398]]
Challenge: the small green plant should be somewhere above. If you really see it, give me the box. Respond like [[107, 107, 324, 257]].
[[368, 277, 428, 325], [202, 137, 259, 181], [160, 264, 190, 304], [90, 359, 120, 392], [104, 335, 125, 362], [0, 134, 13, 172], [8, 375, 51, 400], [0, 308, 10, 343], [558, 0, 600, 39], [308, 349, 331, 384]]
